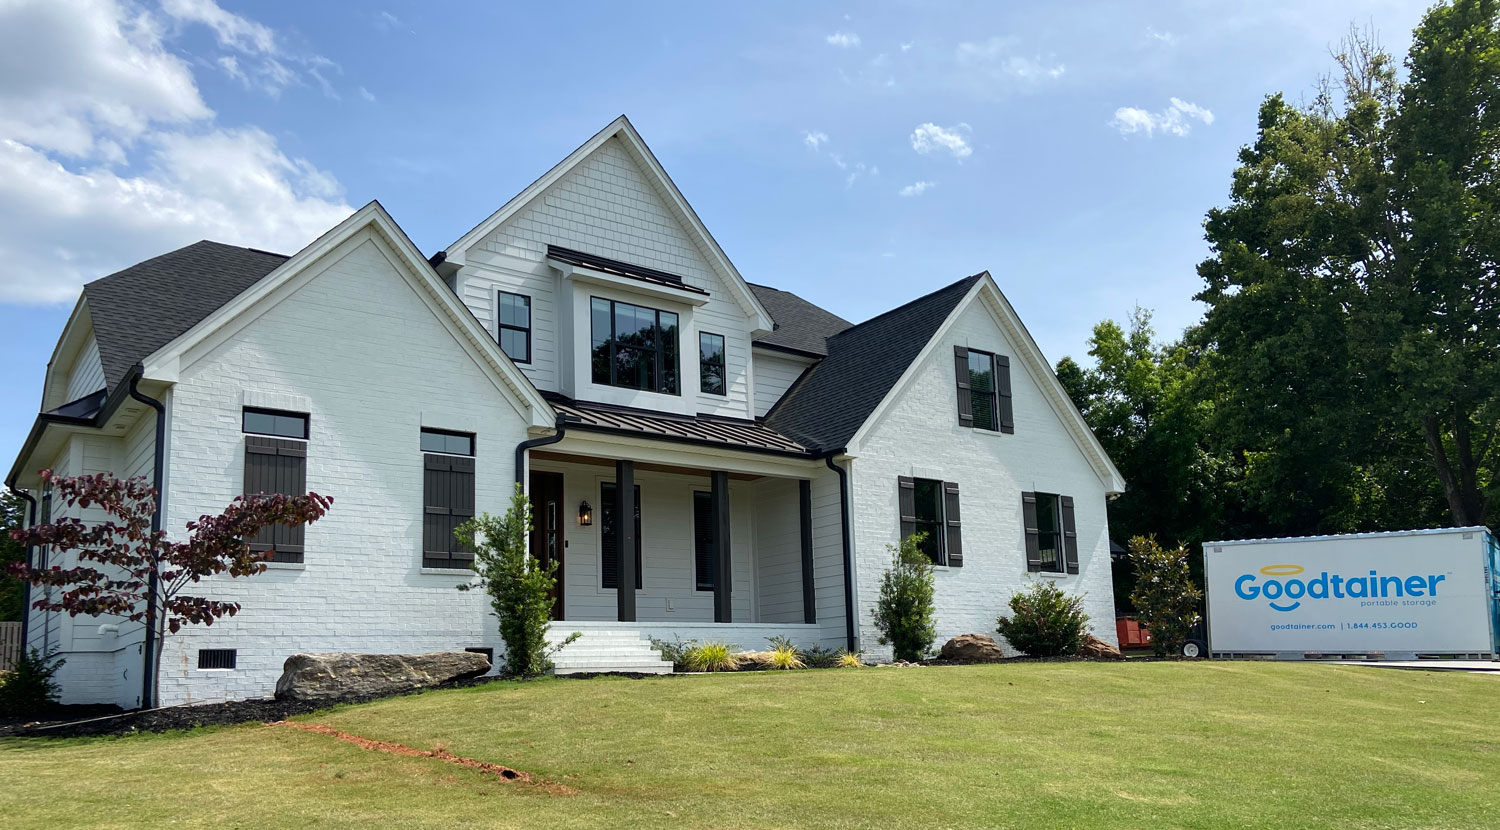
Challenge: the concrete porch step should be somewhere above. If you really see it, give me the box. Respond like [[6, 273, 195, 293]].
[[547, 628, 673, 675]]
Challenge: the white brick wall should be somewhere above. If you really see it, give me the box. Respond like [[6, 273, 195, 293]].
[[848, 293, 1118, 660], [152, 230, 536, 705]]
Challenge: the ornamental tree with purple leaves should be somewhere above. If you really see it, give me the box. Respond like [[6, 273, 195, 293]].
[[7, 470, 331, 703]]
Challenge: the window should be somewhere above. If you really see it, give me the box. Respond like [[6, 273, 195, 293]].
[[497, 291, 531, 363], [601, 481, 643, 589], [423, 434, 475, 570], [898, 476, 964, 567], [693, 491, 714, 590], [198, 649, 237, 670], [243, 407, 308, 439], [967, 350, 998, 431], [699, 332, 726, 396], [243, 408, 308, 564], [590, 297, 680, 395], [420, 428, 473, 456], [1023, 492, 1077, 574]]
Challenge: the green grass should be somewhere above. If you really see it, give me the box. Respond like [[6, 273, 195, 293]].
[[4, 662, 1499, 829]]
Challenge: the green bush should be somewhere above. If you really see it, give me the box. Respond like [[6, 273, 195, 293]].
[[456, 484, 576, 677], [996, 580, 1090, 657], [836, 651, 865, 669], [1128, 535, 1204, 657], [683, 641, 739, 672], [649, 636, 698, 671], [871, 533, 937, 662], [0, 648, 63, 718], [765, 644, 805, 670], [801, 645, 840, 669]]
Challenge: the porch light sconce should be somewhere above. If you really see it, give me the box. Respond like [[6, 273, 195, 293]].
[[578, 500, 593, 526]]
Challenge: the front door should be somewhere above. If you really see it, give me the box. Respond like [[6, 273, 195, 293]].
[[529, 471, 565, 620]]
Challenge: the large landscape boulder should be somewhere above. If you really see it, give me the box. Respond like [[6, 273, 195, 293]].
[[938, 634, 1006, 663], [275, 652, 491, 702], [1079, 635, 1123, 660]]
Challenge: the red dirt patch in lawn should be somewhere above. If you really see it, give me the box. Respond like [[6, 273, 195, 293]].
[[269, 721, 576, 795]]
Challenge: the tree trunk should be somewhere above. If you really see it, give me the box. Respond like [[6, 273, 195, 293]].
[[1422, 414, 1487, 526]]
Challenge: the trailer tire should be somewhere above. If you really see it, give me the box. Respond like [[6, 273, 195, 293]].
[[1181, 639, 1206, 659]]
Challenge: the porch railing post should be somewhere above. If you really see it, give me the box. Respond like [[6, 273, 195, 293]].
[[617, 459, 636, 622], [800, 479, 816, 624], [712, 470, 732, 623]]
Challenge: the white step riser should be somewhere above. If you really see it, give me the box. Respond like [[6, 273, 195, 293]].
[[543, 629, 673, 673], [555, 666, 672, 675]]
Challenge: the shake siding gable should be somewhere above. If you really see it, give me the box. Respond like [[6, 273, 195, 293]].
[[454, 137, 755, 419], [156, 229, 532, 705], [848, 295, 1117, 659]]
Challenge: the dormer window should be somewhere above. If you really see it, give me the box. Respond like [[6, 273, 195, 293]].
[[590, 297, 680, 395]]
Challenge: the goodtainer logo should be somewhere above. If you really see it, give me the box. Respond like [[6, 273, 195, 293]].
[[1234, 564, 1446, 612]]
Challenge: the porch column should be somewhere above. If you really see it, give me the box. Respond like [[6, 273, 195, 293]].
[[800, 479, 816, 624], [617, 459, 636, 622], [712, 470, 732, 623]]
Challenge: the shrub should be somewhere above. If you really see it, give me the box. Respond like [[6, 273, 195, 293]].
[[996, 580, 1090, 657], [765, 644, 805, 670], [836, 651, 865, 669], [457, 484, 576, 677], [649, 636, 698, 671], [871, 533, 937, 662], [801, 645, 840, 669], [1128, 535, 1204, 657], [683, 641, 739, 672], [0, 648, 63, 718]]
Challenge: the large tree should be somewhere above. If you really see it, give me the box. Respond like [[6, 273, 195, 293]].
[[1196, 3, 1498, 528]]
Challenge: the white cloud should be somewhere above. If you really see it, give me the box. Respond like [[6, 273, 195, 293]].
[[900, 41, 914, 52], [803, 130, 828, 150], [0, 0, 352, 304], [1146, 27, 1176, 46], [826, 32, 860, 48], [956, 37, 1065, 91], [359, 86, 376, 102], [1110, 97, 1214, 137], [161, 0, 275, 54], [899, 181, 935, 197], [161, 0, 335, 98], [910, 122, 972, 159]]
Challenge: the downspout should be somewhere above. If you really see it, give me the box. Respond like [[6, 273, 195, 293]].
[[824, 452, 857, 653], [13, 489, 36, 653], [127, 372, 166, 710], [513, 420, 567, 486]]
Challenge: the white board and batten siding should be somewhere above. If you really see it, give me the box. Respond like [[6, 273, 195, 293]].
[[454, 136, 756, 420], [154, 228, 536, 706], [848, 295, 1118, 660]]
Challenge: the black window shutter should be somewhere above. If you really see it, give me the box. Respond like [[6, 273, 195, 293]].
[[693, 491, 714, 591], [943, 481, 963, 567], [954, 346, 973, 427], [1060, 495, 1079, 574], [245, 436, 306, 564], [423, 454, 475, 568], [1022, 492, 1042, 572], [997, 354, 1014, 434], [897, 476, 917, 541]]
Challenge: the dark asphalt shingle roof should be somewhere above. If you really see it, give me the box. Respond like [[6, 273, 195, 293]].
[[764, 274, 983, 451], [83, 241, 289, 392], [747, 284, 852, 358]]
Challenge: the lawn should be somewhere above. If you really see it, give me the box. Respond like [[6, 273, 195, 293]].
[[3, 662, 1498, 829]]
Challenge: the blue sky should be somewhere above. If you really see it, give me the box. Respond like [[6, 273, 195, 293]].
[[0, 0, 1433, 466]]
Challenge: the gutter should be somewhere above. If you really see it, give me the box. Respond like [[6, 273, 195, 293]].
[[824, 451, 858, 653], [12, 488, 36, 653], [126, 373, 167, 710], [514, 420, 567, 486]]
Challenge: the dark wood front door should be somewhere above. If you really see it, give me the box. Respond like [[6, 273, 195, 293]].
[[529, 471, 565, 620]]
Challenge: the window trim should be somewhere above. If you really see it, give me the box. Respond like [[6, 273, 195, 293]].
[[699, 331, 727, 396], [967, 348, 1000, 432], [589, 296, 681, 396], [242, 407, 309, 440], [419, 427, 475, 457], [496, 290, 532, 364]]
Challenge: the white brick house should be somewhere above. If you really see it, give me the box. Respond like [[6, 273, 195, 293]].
[[8, 116, 1125, 708]]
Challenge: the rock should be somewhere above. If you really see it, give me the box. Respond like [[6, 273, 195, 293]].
[[275, 652, 491, 702], [1079, 635, 1123, 660], [938, 634, 1006, 664]]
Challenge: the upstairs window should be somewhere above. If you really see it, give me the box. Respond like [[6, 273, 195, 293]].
[[954, 346, 1013, 433], [967, 350, 998, 431], [497, 291, 531, 364], [699, 332, 726, 396], [590, 297, 679, 395]]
